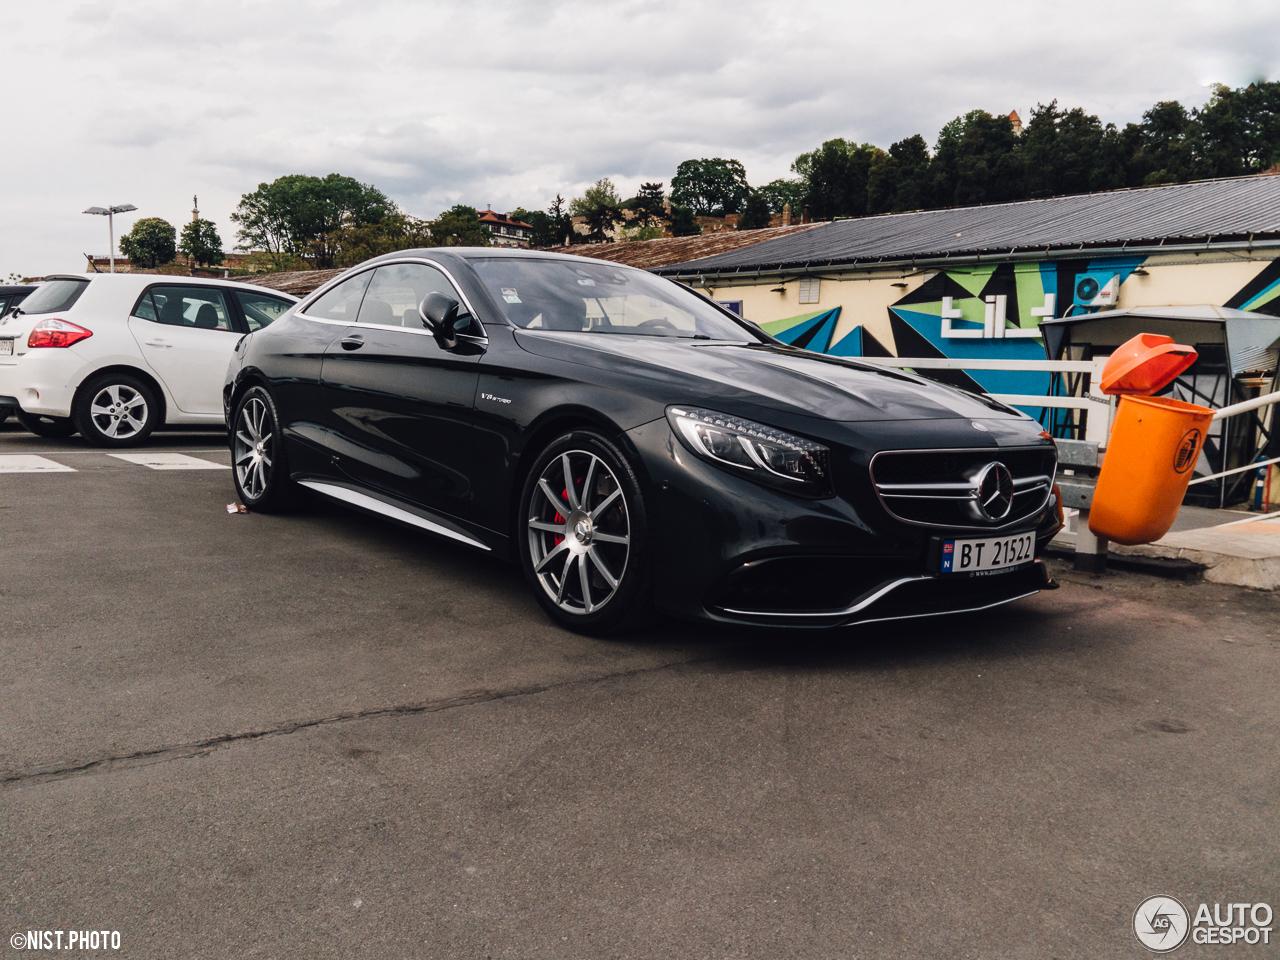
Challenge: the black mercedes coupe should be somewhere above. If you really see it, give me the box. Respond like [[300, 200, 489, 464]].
[[224, 248, 1062, 634]]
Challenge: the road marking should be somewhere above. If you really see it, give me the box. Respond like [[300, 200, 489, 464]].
[[107, 453, 230, 470], [0, 455, 76, 473]]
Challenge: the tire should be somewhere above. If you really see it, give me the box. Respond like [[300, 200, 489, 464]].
[[231, 386, 302, 513], [73, 372, 159, 448], [518, 429, 654, 636], [15, 410, 77, 438]]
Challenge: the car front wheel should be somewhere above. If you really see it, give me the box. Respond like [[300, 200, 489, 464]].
[[73, 373, 159, 447], [518, 430, 654, 636]]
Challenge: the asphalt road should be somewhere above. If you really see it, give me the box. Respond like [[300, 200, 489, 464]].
[[1, 421, 1277, 959]]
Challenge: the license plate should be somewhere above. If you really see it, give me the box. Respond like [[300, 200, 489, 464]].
[[0, 339, 12, 356], [941, 532, 1035, 574]]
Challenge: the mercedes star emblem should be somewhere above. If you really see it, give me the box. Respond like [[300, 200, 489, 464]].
[[975, 461, 1014, 521]]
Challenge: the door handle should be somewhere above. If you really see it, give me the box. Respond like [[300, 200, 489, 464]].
[[340, 336, 365, 351], [144, 339, 172, 348]]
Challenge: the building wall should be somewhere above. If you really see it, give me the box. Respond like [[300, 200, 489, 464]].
[[700, 250, 1280, 397]]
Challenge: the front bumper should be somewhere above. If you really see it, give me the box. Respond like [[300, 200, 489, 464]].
[[626, 418, 1061, 627], [705, 557, 1053, 627]]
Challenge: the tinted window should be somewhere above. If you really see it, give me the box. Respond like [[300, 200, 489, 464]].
[[235, 291, 293, 332], [139, 286, 234, 331], [357, 263, 461, 328], [304, 271, 373, 322], [14, 279, 89, 315], [0, 298, 8, 317], [471, 258, 760, 341]]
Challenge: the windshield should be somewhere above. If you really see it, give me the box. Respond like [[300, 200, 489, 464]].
[[14, 279, 89, 316], [471, 257, 762, 341]]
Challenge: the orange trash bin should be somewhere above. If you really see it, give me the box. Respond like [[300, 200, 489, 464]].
[[1088, 395, 1214, 545]]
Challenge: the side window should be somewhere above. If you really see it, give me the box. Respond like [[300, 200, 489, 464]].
[[147, 286, 234, 331], [235, 291, 293, 332], [304, 271, 373, 322], [357, 262, 463, 328], [131, 292, 158, 321], [0, 298, 9, 317]]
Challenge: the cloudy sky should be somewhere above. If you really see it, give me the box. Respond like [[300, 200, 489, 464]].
[[3, 0, 1278, 276]]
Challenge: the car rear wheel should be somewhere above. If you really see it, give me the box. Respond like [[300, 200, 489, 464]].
[[519, 430, 654, 635], [232, 386, 302, 513], [73, 373, 159, 447], [15, 411, 77, 438]]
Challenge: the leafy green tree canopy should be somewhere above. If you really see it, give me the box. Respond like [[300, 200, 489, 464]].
[[671, 158, 750, 216], [429, 205, 491, 247], [119, 218, 176, 268], [178, 219, 224, 267], [668, 205, 701, 237], [231, 173, 396, 268], [631, 182, 667, 227], [737, 192, 772, 230], [330, 213, 434, 267], [570, 178, 625, 242], [757, 179, 805, 215]]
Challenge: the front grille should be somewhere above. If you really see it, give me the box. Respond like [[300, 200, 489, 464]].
[[869, 446, 1056, 531]]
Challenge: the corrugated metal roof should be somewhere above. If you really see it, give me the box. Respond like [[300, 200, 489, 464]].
[[656, 175, 1280, 275], [561, 223, 819, 270]]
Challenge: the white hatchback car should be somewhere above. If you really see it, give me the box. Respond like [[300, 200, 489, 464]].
[[0, 274, 296, 446]]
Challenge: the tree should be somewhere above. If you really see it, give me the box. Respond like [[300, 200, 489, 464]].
[[1137, 101, 1196, 185], [887, 135, 931, 211], [866, 153, 900, 214], [758, 179, 806, 215], [547, 194, 574, 246], [429, 205, 491, 247], [509, 208, 558, 247], [670, 158, 750, 216], [668, 205, 700, 237], [570, 178, 625, 242], [799, 139, 881, 219], [632, 182, 667, 228], [178, 218, 224, 267], [231, 173, 396, 268], [119, 218, 176, 268], [328, 213, 433, 266], [737, 191, 772, 229]]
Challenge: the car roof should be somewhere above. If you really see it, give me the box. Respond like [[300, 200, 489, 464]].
[[366, 247, 646, 269], [45, 273, 297, 300], [0, 285, 37, 294]]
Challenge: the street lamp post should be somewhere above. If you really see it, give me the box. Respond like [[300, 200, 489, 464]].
[[83, 204, 138, 273]]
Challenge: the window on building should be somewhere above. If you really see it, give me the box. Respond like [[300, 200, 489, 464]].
[[798, 278, 820, 304]]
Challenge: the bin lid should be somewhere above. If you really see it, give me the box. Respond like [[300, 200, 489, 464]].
[[1099, 333, 1199, 395]]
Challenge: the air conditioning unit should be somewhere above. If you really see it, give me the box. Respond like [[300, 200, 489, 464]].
[[1073, 272, 1121, 309]]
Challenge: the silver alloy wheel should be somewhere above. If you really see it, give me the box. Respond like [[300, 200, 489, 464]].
[[88, 384, 148, 440], [233, 397, 273, 500], [527, 450, 631, 615]]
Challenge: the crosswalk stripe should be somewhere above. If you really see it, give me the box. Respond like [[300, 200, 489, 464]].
[[0, 455, 76, 473], [107, 453, 230, 470]]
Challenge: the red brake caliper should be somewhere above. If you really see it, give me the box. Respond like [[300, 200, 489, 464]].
[[553, 487, 567, 546]]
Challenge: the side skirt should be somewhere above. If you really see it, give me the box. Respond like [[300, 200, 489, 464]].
[[299, 480, 492, 552]]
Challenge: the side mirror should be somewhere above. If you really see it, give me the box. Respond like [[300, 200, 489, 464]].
[[418, 292, 470, 349]]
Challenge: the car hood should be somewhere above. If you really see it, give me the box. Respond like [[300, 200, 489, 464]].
[[513, 331, 1024, 423]]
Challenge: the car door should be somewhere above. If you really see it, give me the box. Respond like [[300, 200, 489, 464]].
[[128, 284, 243, 416], [318, 260, 483, 519]]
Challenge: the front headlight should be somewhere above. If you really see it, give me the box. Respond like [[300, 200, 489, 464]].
[[666, 406, 833, 498]]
